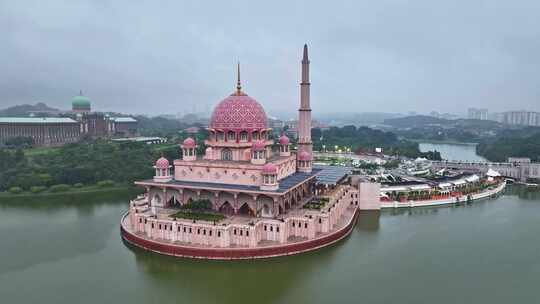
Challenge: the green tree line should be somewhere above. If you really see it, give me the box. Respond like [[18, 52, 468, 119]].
[[0, 140, 179, 192], [312, 126, 441, 160]]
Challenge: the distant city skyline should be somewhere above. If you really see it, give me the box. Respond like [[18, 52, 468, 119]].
[[2, 1, 540, 115]]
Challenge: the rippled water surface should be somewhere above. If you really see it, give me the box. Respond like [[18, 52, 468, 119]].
[[1, 185, 539, 303]]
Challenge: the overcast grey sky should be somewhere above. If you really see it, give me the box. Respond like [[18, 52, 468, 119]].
[[1, 0, 540, 116]]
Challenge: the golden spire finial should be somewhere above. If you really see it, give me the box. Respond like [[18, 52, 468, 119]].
[[236, 62, 242, 93]]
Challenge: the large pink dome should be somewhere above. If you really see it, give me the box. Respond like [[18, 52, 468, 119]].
[[210, 93, 268, 130]]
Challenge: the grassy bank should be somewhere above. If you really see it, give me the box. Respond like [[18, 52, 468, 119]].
[[0, 184, 142, 199]]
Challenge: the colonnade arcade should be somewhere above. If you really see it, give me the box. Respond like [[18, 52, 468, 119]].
[[208, 129, 270, 143], [145, 180, 314, 218]]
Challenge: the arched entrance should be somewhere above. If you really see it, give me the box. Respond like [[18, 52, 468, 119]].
[[238, 203, 255, 216], [262, 204, 272, 217], [151, 194, 162, 206], [219, 201, 234, 215], [167, 197, 181, 208]]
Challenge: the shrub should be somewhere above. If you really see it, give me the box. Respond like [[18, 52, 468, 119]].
[[30, 186, 47, 193], [74, 183, 84, 188], [181, 199, 212, 211], [50, 184, 71, 192], [8, 187, 23, 194], [97, 180, 115, 188]]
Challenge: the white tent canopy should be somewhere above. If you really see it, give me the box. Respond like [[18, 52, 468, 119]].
[[466, 175, 480, 182], [438, 183, 452, 189], [409, 184, 431, 191], [453, 180, 467, 186], [486, 169, 501, 177]]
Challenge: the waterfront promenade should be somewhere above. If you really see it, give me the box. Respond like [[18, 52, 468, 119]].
[[381, 181, 506, 208]]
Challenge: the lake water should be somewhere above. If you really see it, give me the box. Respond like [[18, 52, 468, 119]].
[[1, 144, 539, 303], [419, 142, 487, 162]]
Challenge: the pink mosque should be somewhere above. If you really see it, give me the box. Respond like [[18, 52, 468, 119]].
[[120, 45, 378, 259]]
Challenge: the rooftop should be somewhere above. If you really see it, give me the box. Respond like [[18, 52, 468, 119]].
[[111, 117, 137, 122], [314, 165, 353, 185], [0, 117, 78, 124], [136, 168, 322, 194], [112, 137, 165, 142]]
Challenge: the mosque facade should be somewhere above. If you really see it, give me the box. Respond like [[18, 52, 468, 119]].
[[121, 45, 365, 259]]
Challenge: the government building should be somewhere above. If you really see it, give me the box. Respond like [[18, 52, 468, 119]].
[[121, 45, 373, 259], [0, 92, 137, 146]]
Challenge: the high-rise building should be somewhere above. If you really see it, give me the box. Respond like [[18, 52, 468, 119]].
[[500, 111, 540, 126], [467, 108, 489, 120]]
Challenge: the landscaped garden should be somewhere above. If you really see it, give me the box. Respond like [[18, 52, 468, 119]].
[[169, 199, 226, 222], [303, 197, 330, 210]]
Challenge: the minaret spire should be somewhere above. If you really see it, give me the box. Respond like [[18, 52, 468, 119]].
[[79, 89, 83, 96], [297, 43, 313, 173], [236, 62, 242, 94]]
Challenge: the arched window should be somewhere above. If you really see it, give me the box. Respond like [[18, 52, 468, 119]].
[[227, 131, 236, 141], [240, 131, 248, 141], [252, 131, 259, 140], [221, 148, 233, 161]]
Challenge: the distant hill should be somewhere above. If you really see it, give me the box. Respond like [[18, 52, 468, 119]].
[[384, 115, 509, 130], [383, 115, 451, 128], [317, 112, 403, 126], [0, 103, 60, 117]]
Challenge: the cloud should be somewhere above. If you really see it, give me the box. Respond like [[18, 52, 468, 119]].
[[1, 0, 539, 116]]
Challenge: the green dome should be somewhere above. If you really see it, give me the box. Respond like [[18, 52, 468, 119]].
[[72, 93, 91, 111]]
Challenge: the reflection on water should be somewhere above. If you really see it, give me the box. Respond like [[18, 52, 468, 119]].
[[0, 189, 139, 274], [125, 239, 340, 304], [356, 211, 380, 231], [505, 184, 540, 200]]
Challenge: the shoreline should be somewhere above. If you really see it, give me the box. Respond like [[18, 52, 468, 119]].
[[0, 185, 139, 199], [413, 139, 479, 145]]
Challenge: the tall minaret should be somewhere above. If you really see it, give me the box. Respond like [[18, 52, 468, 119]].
[[297, 44, 313, 172]]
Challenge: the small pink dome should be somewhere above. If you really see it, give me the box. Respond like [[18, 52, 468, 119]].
[[155, 157, 169, 168], [279, 134, 290, 145], [298, 151, 312, 161], [252, 140, 266, 151], [262, 163, 277, 174], [183, 137, 196, 148]]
